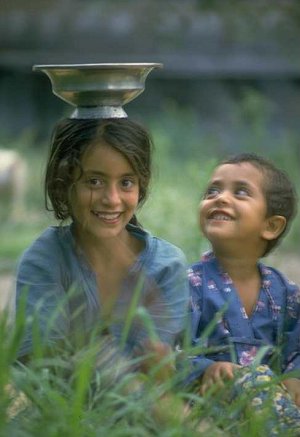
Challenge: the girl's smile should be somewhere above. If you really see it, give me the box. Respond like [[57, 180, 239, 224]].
[[70, 141, 140, 245], [91, 211, 122, 223]]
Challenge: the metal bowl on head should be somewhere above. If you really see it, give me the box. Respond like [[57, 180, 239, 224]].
[[33, 63, 163, 119]]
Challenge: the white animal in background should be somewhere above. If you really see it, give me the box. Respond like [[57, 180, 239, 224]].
[[0, 149, 27, 221]]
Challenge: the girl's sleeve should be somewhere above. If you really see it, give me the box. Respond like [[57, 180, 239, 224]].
[[282, 281, 300, 374], [149, 248, 190, 345], [15, 237, 70, 358], [133, 244, 190, 348]]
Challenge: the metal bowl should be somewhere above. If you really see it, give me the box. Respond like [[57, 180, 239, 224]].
[[33, 63, 163, 118]]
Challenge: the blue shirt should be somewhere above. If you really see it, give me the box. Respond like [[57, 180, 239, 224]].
[[188, 251, 300, 382], [16, 223, 189, 357]]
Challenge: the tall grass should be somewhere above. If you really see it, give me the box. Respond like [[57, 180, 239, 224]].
[[1, 299, 300, 436]]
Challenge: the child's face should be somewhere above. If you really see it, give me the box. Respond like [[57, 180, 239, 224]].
[[199, 162, 270, 254], [70, 141, 140, 243]]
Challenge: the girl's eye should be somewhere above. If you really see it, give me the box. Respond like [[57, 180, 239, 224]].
[[204, 187, 220, 199], [121, 178, 136, 189], [86, 178, 104, 188]]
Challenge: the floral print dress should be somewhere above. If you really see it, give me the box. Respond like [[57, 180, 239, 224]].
[[188, 251, 300, 434]]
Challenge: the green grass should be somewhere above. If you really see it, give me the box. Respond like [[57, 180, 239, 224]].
[[1, 306, 300, 437]]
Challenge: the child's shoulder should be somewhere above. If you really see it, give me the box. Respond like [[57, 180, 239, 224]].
[[259, 261, 299, 292], [188, 251, 215, 272], [187, 253, 213, 288]]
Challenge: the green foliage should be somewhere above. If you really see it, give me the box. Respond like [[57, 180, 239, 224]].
[[1, 303, 299, 436], [139, 155, 215, 263]]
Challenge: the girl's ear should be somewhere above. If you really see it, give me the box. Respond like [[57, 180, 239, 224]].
[[262, 215, 287, 241]]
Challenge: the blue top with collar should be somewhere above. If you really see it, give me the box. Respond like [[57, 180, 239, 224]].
[[16, 223, 189, 357]]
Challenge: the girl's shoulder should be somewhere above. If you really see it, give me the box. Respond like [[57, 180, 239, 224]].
[[27, 224, 71, 248], [152, 235, 186, 261], [128, 223, 187, 264], [18, 225, 73, 266]]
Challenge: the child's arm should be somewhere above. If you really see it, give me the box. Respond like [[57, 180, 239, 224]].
[[199, 361, 241, 395], [282, 378, 300, 407], [281, 280, 300, 396]]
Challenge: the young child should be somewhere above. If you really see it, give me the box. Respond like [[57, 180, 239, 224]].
[[15, 118, 189, 363], [188, 152, 300, 431]]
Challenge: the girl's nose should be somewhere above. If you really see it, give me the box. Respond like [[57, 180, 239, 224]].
[[102, 184, 121, 205]]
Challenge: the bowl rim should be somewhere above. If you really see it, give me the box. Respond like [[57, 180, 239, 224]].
[[33, 63, 163, 71]]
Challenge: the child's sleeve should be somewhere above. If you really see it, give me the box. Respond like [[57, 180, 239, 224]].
[[184, 265, 215, 385], [282, 280, 300, 375]]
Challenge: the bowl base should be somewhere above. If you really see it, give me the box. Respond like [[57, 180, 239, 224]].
[[70, 106, 127, 119]]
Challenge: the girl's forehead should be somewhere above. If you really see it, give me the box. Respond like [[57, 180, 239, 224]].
[[79, 141, 135, 174], [81, 140, 111, 158]]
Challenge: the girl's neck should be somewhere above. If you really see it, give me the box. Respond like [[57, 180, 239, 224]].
[[74, 228, 144, 319], [76, 230, 143, 268]]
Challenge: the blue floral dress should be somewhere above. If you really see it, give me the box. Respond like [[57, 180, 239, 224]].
[[188, 251, 300, 434]]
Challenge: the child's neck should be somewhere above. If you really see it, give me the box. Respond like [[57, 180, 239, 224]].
[[216, 252, 259, 281], [215, 252, 261, 317]]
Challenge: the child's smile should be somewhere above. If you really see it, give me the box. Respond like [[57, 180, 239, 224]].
[[207, 210, 234, 221], [200, 162, 270, 255]]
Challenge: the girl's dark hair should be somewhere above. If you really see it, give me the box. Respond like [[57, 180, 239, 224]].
[[221, 152, 298, 256], [45, 118, 153, 225]]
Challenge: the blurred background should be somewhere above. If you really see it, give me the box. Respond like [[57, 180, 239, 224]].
[[0, 0, 300, 296]]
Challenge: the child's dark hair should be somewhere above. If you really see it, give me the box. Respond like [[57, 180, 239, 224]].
[[45, 118, 153, 225], [221, 152, 298, 256]]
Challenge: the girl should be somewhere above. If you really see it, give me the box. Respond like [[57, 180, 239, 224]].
[[188, 153, 300, 433], [16, 118, 189, 362]]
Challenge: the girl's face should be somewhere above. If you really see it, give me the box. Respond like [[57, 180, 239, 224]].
[[199, 162, 270, 255], [70, 142, 140, 244]]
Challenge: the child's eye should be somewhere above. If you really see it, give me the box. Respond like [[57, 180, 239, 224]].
[[235, 187, 250, 197], [204, 187, 220, 199]]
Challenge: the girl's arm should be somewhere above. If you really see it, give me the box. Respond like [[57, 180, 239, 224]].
[[143, 247, 190, 346], [15, 236, 70, 359]]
